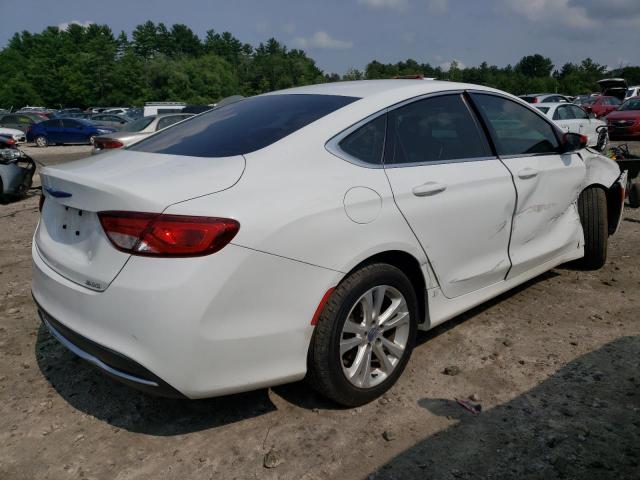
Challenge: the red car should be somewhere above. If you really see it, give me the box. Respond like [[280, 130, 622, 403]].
[[581, 95, 622, 117], [606, 97, 640, 139]]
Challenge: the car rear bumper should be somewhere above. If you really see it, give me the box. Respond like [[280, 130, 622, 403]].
[[37, 304, 186, 398], [32, 240, 340, 399]]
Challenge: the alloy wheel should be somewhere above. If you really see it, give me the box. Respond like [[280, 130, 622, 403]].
[[339, 285, 410, 389]]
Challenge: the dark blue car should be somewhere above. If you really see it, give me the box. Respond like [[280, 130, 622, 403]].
[[27, 118, 116, 147]]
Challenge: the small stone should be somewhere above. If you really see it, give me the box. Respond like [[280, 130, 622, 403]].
[[8, 307, 18, 314], [469, 393, 481, 402], [569, 341, 578, 346], [263, 449, 283, 469], [443, 366, 461, 376], [502, 339, 513, 347], [382, 430, 395, 441], [518, 359, 526, 365]]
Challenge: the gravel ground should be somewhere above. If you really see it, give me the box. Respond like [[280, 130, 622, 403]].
[[0, 144, 639, 480]]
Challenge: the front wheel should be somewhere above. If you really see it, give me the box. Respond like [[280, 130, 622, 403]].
[[89, 135, 96, 145], [307, 263, 418, 406], [576, 187, 608, 269], [35, 135, 48, 148], [629, 181, 640, 208]]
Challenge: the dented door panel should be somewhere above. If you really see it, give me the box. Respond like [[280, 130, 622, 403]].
[[502, 152, 585, 279]]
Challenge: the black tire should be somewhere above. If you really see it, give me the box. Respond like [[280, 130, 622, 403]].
[[35, 135, 48, 148], [629, 181, 640, 209], [307, 263, 418, 407], [576, 187, 608, 269]]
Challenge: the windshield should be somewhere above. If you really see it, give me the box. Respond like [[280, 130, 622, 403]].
[[619, 99, 640, 111], [121, 116, 154, 132], [130, 94, 359, 157]]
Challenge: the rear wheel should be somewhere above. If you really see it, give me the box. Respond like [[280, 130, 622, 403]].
[[89, 135, 96, 145], [307, 263, 418, 406], [35, 135, 48, 148], [576, 187, 608, 269]]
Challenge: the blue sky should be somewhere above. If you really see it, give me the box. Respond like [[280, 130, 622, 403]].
[[1, 0, 639, 73]]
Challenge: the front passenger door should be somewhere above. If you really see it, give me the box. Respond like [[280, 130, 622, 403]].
[[383, 93, 516, 298], [471, 93, 585, 278]]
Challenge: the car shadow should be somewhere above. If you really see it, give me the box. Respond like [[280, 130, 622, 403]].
[[368, 336, 640, 480], [34, 324, 277, 436]]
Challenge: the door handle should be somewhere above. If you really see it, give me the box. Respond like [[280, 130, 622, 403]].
[[412, 182, 447, 197], [517, 168, 539, 180]]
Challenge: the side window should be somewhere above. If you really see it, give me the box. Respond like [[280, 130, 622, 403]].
[[386, 94, 490, 165], [555, 106, 574, 120], [19, 116, 32, 124], [472, 94, 560, 156], [337, 114, 386, 165], [4, 115, 18, 123], [570, 105, 588, 119], [156, 116, 182, 130], [62, 119, 79, 128], [610, 97, 621, 105]]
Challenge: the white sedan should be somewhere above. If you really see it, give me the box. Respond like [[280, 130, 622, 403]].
[[0, 126, 27, 143], [32, 80, 624, 406], [534, 102, 607, 148]]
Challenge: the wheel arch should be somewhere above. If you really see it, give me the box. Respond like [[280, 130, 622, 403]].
[[340, 249, 430, 325], [582, 181, 623, 235]]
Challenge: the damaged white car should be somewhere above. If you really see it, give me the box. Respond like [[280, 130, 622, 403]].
[[33, 80, 625, 406]]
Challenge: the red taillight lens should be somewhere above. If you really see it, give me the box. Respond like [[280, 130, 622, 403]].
[[96, 139, 124, 149], [98, 211, 240, 257], [532, 97, 539, 103]]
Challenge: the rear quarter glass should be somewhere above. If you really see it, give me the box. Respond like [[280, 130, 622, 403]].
[[128, 94, 359, 158]]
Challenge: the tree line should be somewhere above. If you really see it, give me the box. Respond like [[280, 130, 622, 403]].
[[1, 21, 638, 109]]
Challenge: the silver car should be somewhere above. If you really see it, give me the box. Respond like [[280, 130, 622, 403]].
[[92, 113, 194, 153]]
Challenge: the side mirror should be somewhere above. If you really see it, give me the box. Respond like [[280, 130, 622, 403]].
[[560, 132, 588, 153]]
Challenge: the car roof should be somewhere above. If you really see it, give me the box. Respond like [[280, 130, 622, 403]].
[[266, 79, 500, 99]]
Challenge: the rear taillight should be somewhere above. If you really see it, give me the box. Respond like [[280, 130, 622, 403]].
[[98, 211, 239, 257], [96, 138, 124, 149], [532, 97, 539, 103]]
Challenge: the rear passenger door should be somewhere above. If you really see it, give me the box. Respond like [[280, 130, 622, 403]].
[[383, 93, 517, 298], [470, 93, 585, 278]]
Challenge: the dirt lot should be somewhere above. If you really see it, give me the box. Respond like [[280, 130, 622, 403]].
[[1, 144, 639, 480]]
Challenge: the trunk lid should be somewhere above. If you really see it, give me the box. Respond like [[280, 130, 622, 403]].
[[36, 150, 245, 291], [597, 78, 628, 100]]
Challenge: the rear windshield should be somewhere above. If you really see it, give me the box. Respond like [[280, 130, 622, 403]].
[[130, 94, 359, 157], [520, 96, 536, 103], [122, 116, 154, 132], [535, 106, 550, 114]]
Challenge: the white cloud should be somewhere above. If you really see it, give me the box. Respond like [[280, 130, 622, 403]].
[[293, 31, 354, 50], [357, 0, 409, 12], [427, 0, 449, 13], [440, 59, 465, 71], [501, 0, 595, 29], [57, 20, 94, 31]]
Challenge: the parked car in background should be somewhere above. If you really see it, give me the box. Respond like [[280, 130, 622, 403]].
[[0, 126, 27, 143], [597, 78, 627, 100], [126, 107, 144, 119], [89, 113, 132, 130], [519, 93, 571, 104], [0, 113, 38, 133], [143, 101, 187, 116], [625, 86, 640, 99], [27, 118, 116, 147], [0, 135, 35, 202], [534, 103, 607, 149], [102, 108, 129, 115], [580, 96, 621, 118], [606, 97, 640, 139], [93, 113, 194, 153], [33, 80, 625, 406]]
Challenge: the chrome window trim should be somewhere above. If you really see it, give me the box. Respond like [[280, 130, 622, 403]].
[[326, 90, 479, 169], [383, 155, 499, 169]]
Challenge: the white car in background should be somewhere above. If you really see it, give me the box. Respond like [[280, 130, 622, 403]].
[[0, 126, 27, 143], [32, 80, 625, 406], [535, 102, 607, 149]]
